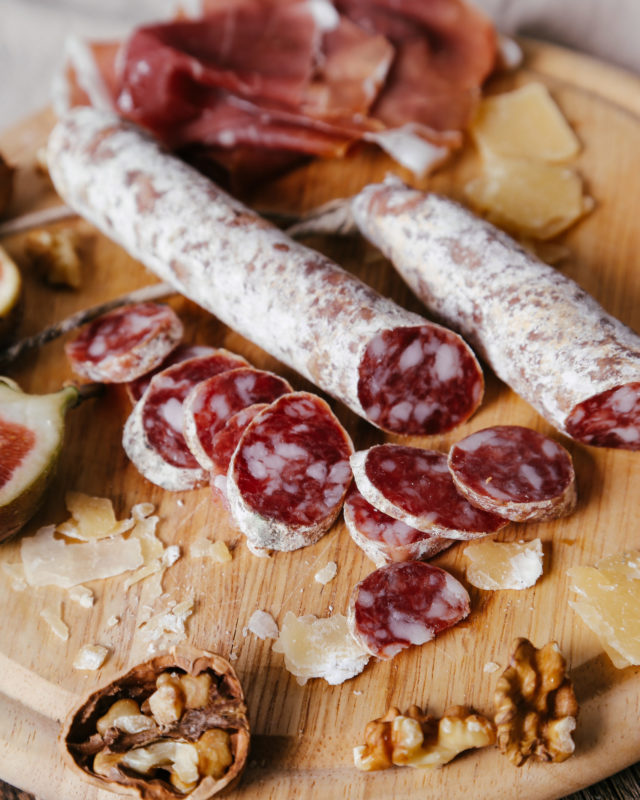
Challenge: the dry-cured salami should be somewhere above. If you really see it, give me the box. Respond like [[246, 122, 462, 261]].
[[347, 561, 470, 659], [48, 109, 483, 436], [351, 180, 640, 449], [343, 484, 455, 567], [448, 425, 577, 522], [227, 392, 353, 551], [65, 302, 182, 383], [123, 350, 248, 491], [126, 343, 217, 403], [350, 444, 507, 539], [183, 368, 292, 471]]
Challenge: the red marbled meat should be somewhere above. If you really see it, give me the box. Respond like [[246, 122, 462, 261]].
[[65, 302, 183, 383], [210, 403, 269, 477], [350, 444, 507, 539], [227, 392, 353, 551], [122, 349, 248, 491], [343, 484, 455, 566], [448, 425, 577, 522], [183, 367, 292, 471], [126, 344, 219, 403], [348, 560, 470, 659]]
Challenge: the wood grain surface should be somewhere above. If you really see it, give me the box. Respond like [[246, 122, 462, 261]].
[[1, 39, 640, 800]]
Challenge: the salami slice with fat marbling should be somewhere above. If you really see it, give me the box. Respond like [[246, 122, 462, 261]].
[[123, 350, 248, 490], [48, 109, 483, 437], [350, 444, 507, 539], [65, 302, 183, 383], [343, 484, 455, 567], [183, 367, 292, 471], [126, 343, 218, 403], [348, 561, 470, 659], [351, 180, 640, 449], [227, 392, 353, 551], [448, 425, 576, 521]]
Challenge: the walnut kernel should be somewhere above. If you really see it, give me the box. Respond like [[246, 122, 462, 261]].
[[494, 638, 578, 765], [354, 704, 495, 771], [25, 228, 83, 288]]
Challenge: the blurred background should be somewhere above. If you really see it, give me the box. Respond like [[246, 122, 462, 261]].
[[2, 0, 639, 129]]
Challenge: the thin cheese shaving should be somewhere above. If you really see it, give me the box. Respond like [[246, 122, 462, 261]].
[[465, 539, 544, 590], [190, 537, 232, 563], [68, 584, 94, 608], [40, 602, 69, 641]]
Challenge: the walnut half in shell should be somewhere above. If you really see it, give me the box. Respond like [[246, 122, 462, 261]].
[[62, 649, 250, 799]]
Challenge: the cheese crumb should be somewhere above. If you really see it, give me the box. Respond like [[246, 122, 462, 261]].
[[73, 644, 109, 670], [246, 540, 271, 559], [138, 597, 194, 654], [272, 612, 370, 685], [465, 539, 543, 590], [314, 561, 338, 585], [68, 584, 94, 608], [244, 610, 279, 640], [162, 545, 181, 568], [40, 603, 69, 641], [107, 615, 121, 628], [483, 661, 501, 674]]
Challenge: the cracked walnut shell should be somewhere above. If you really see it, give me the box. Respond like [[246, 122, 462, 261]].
[[494, 638, 578, 766], [354, 704, 495, 771], [62, 648, 250, 799]]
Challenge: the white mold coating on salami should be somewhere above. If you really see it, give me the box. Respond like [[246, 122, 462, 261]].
[[351, 181, 640, 448], [448, 425, 577, 522], [343, 484, 454, 567], [347, 561, 470, 659], [47, 109, 483, 436], [227, 392, 353, 551], [350, 444, 507, 540], [123, 349, 248, 491], [183, 368, 291, 472], [65, 302, 183, 383]]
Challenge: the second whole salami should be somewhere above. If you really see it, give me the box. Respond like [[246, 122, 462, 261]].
[[47, 109, 484, 437]]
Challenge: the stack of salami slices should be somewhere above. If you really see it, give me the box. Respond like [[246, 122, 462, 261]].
[[65, 301, 354, 553]]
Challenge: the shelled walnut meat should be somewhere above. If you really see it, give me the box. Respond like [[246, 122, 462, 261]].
[[62, 650, 250, 799], [494, 638, 578, 765]]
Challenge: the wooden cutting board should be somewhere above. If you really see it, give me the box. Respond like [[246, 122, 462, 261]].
[[1, 38, 640, 800]]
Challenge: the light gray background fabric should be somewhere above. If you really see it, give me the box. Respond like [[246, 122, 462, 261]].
[[1, 0, 639, 129]]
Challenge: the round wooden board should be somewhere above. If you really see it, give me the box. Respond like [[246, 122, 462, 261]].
[[1, 39, 640, 800]]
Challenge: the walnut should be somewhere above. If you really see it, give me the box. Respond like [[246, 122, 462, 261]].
[[354, 704, 495, 771], [62, 648, 250, 799], [25, 228, 82, 288], [494, 638, 578, 765]]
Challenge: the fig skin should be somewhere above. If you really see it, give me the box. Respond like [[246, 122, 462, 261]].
[[62, 648, 251, 800]]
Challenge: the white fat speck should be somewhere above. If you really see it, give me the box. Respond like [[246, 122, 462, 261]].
[[519, 463, 543, 491], [457, 428, 499, 452], [357, 589, 375, 608], [398, 339, 424, 371], [328, 460, 351, 483], [434, 343, 461, 383], [611, 385, 640, 414], [307, 0, 340, 31], [365, 404, 381, 421], [412, 401, 437, 424], [610, 426, 640, 443], [389, 401, 412, 422], [87, 336, 107, 358], [274, 441, 309, 460], [388, 616, 434, 645], [380, 458, 397, 472], [306, 461, 328, 482], [159, 397, 185, 432], [541, 438, 561, 459]]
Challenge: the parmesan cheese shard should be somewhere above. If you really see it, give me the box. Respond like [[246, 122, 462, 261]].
[[471, 83, 581, 162], [272, 611, 370, 685], [1, 561, 26, 591], [465, 539, 544, 590], [568, 549, 640, 668], [21, 524, 143, 588], [73, 644, 110, 670], [138, 598, 194, 655], [189, 537, 232, 563], [314, 561, 338, 585], [245, 610, 279, 640], [40, 602, 69, 641], [68, 584, 94, 608], [64, 491, 134, 540], [464, 156, 592, 240]]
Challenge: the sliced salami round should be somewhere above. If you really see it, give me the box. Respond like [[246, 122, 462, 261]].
[[347, 561, 470, 659], [65, 302, 183, 383], [122, 349, 248, 490], [183, 368, 292, 471], [350, 444, 507, 539], [227, 392, 353, 551], [126, 344, 218, 403], [343, 484, 455, 567], [447, 425, 577, 522]]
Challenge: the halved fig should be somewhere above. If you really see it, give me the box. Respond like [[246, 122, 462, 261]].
[[62, 648, 250, 799], [0, 379, 86, 540]]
